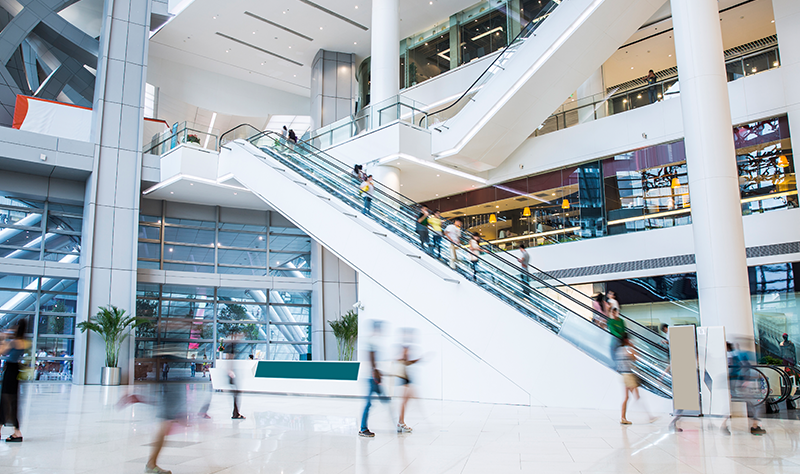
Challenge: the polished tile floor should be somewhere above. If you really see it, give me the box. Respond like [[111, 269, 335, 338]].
[[2, 383, 800, 473]]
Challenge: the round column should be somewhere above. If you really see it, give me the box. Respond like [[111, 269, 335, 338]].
[[370, 0, 400, 106], [370, 165, 401, 194], [671, 0, 754, 340]]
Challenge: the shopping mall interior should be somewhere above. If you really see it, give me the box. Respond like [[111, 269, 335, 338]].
[[0, 0, 797, 472]]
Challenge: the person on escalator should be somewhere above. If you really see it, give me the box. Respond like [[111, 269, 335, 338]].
[[607, 306, 626, 361], [428, 210, 443, 259], [468, 234, 482, 281], [361, 175, 374, 216], [416, 206, 430, 252], [591, 293, 606, 329], [780, 333, 796, 366], [444, 219, 462, 270], [351, 164, 364, 187], [517, 243, 530, 296]]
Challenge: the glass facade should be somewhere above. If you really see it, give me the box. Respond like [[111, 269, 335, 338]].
[[135, 283, 312, 381], [424, 115, 796, 250], [0, 193, 82, 263], [459, 9, 508, 66], [0, 273, 77, 381], [137, 206, 312, 277]]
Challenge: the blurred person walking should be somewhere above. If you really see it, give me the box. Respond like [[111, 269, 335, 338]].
[[722, 342, 767, 435], [396, 329, 421, 433], [468, 234, 482, 281], [616, 337, 655, 425], [359, 321, 391, 438], [361, 175, 374, 216], [428, 210, 443, 259], [444, 219, 463, 270], [780, 333, 796, 366], [0, 320, 28, 442], [416, 206, 430, 252], [351, 164, 364, 187], [607, 306, 626, 361]]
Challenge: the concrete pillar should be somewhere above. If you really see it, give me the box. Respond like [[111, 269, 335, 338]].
[[310, 50, 356, 130], [576, 67, 605, 123], [75, 0, 150, 384], [370, 0, 399, 105], [370, 165, 401, 193], [772, 0, 800, 173], [671, 0, 754, 342]]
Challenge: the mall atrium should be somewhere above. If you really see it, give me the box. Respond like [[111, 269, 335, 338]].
[[0, 0, 797, 472]]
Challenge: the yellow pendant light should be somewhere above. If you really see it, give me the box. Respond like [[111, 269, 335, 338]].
[[489, 213, 497, 223], [777, 155, 790, 168], [522, 207, 531, 217], [561, 199, 570, 210], [671, 177, 680, 189]]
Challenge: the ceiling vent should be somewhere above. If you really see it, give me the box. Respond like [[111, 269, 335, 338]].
[[216, 32, 303, 66], [298, 0, 369, 31], [244, 11, 314, 41]]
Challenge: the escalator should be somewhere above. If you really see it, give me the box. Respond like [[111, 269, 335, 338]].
[[422, 0, 666, 171], [218, 129, 672, 402]]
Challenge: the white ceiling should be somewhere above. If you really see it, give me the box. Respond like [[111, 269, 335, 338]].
[[150, 0, 479, 99], [603, 0, 776, 87]]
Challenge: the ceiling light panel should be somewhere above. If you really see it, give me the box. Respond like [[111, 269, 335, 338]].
[[244, 11, 314, 41], [215, 32, 303, 66], [298, 0, 369, 31]]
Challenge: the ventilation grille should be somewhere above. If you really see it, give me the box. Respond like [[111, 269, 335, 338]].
[[607, 35, 779, 95], [536, 240, 799, 280]]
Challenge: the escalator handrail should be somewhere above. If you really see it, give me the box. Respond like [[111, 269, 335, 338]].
[[243, 130, 669, 353], [219, 123, 262, 148], [753, 365, 791, 405], [239, 132, 669, 360], [420, 0, 561, 127], [233, 138, 673, 395]]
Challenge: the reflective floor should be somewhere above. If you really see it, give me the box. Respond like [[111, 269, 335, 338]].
[[3, 383, 800, 473]]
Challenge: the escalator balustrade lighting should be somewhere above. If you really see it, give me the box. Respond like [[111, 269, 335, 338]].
[[522, 207, 531, 217], [777, 155, 790, 168]]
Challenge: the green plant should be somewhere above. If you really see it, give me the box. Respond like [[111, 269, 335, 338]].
[[186, 134, 201, 144], [217, 303, 260, 340], [329, 310, 358, 361], [77, 305, 146, 368], [759, 355, 784, 366]]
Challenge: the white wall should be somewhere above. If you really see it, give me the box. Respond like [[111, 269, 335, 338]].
[[147, 57, 311, 120]]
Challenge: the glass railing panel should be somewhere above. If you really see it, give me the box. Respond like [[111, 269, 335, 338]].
[[241, 130, 671, 395]]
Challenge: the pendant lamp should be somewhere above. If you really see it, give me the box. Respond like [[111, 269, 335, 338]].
[[522, 207, 531, 217]]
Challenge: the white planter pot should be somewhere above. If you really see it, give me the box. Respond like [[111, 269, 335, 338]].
[[101, 367, 121, 386]]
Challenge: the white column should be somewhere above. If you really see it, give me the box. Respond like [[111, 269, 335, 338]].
[[370, 164, 401, 193], [576, 67, 605, 123], [671, 0, 754, 341], [370, 0, 399, 106], [75, 0, 151, 384], [772, 0, 800, 173]]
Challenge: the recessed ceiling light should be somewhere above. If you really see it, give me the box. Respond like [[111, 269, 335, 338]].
[[436, 174, 439, 177], [294, 74, 296, 77], [289, 46, 292, 49], [771, 20, 775, 23], [212, 16, 216, 19], [630, 66, 634, 69], [669, 54, 672, 57], [320, 27, 323, 30], [435, 194, 439, 196], [430, 1, 433, 4], [355, 5, 358, 8], [252, 31, 256, 34], [234, 192, 238, 195], [354, 42, 357, 45], [190, 183, 193, 186], [170, 191, 174, 194]]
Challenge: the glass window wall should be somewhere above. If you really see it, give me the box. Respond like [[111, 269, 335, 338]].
[[137, 205, 313, 277], [134, 284, 313, 381], [460, 9, 508, 65], [407, 33, 451, 87], [0, 273, 77, 381], [0, 193, 82, 264]]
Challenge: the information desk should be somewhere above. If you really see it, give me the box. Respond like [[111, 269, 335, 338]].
[[210, 360, 362, 397]]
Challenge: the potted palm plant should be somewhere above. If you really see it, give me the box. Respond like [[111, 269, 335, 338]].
[[77, 305, 145, 385], [329, 310, 358, 361]]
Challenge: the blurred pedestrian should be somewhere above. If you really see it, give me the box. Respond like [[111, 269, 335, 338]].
[[617, 337, 654, 425], [396, 329, 421, 433], [0, 320, 28, 442], [361, 175, 374, 216], [607, 306, 626, 360], [359, 321, 391, 437], [416, 206, 430, 251], [444, 218, 463, 269], [780, 333, 796, 366], [468, 234, 482, 281], [428, 210, 443, 259], [722, 341, 766, 435]]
